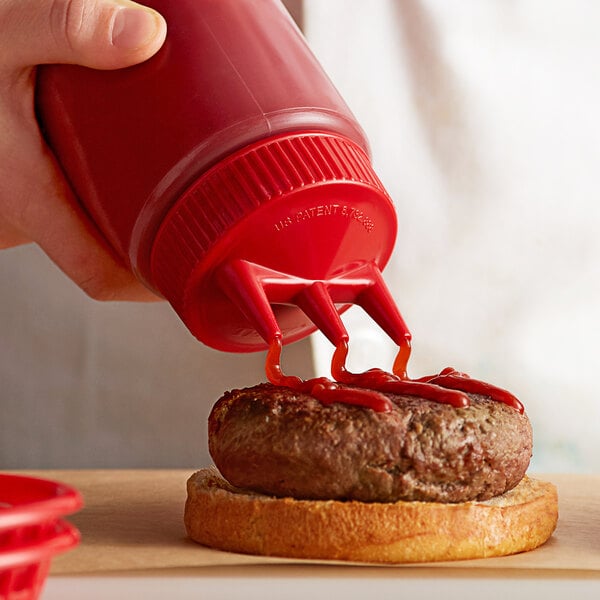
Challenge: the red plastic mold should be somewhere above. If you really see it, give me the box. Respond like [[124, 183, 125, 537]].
[[0, 474, 82, 600]]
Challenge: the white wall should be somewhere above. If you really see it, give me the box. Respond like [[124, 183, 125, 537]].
[[0, 245, 313, 468]]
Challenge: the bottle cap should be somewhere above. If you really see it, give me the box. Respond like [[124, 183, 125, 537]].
[[150, 132, 401, 352]]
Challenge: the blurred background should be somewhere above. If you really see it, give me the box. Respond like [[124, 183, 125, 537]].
[[1, 0, 599, 473], [307, 0, 600, 473]]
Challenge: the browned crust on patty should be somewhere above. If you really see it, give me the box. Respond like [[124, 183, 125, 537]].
[[208, 383, 533, 503]]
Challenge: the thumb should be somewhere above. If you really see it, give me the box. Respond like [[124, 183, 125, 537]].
[[2, 0, 167, 71]]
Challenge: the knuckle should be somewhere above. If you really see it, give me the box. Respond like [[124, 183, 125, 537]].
[[48, 0, 88, 52], [76, 270, 118, 301], [76, 266, 154, 302]]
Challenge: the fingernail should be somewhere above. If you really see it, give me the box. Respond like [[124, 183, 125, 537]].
[[111, 8, 161, 49]]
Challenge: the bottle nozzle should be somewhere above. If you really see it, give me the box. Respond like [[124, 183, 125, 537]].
[[216, 258, 410, 351]]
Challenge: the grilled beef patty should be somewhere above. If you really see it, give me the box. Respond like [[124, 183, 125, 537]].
[[208, 383, 533, 503]]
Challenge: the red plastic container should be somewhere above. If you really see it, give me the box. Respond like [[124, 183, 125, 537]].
[[36, 0, 409, 353], [0, 474, 82, 600]]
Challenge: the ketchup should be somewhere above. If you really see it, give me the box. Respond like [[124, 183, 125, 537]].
[[266, 335, 394, 412], [266, 335, 524, 414]]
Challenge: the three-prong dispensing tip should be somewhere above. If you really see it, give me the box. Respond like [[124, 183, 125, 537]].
[[216, 258, 411, 356]]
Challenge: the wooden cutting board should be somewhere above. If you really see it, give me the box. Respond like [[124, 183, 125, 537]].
[[21, 470, 599, 574]]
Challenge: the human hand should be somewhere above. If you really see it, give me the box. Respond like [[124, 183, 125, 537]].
[[0, 0, 166, 300]]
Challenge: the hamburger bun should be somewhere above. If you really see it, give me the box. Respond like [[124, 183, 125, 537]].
[[185, 468, 558, 563]]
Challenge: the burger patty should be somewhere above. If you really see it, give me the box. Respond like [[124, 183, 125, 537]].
[[208, 383, 533, 503]]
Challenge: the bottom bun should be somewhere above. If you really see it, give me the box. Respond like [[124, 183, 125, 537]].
[[184, 468, 558, 564]]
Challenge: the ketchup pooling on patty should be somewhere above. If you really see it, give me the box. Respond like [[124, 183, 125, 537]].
[[266, 334, 523, 414]]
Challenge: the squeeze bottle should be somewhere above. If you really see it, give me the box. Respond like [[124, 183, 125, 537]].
[[36, 0, 409, 353]]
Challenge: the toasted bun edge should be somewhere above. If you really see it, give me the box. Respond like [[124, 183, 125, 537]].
[[184, 468, 558, 564]]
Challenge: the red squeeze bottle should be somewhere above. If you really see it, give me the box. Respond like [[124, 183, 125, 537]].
[[36, 0, 409, 353]]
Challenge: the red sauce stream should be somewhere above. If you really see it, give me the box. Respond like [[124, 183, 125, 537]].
[[266, 334, 523, 414]]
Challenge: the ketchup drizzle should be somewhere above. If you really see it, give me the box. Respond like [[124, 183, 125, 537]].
[[266, 335, 394, 412], [265, 335, 523, 414]]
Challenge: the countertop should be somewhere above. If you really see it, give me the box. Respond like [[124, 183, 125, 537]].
[[18, 470, 600, 599]]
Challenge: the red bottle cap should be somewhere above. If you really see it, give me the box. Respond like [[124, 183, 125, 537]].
[[150, 132, 406, 352]]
